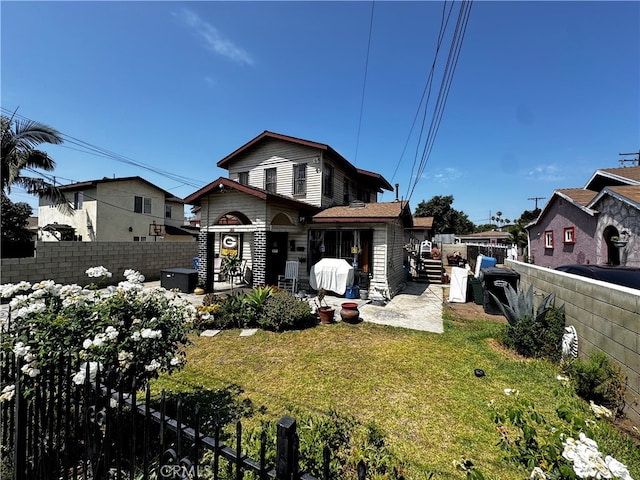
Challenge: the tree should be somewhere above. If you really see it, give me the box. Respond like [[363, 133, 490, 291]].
[[1, 195, 32, 242], [414, 195, 475, 235], [509, 208, 541, 250], [1, 113, 71, 213]]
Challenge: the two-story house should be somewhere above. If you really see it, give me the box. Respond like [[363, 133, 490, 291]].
[[38, 176, 193, 242], [527, 166, 639, 268], [184, 131, 415, 298]]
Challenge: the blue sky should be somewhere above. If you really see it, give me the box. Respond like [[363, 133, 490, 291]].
[[2, 1, 638, 225]]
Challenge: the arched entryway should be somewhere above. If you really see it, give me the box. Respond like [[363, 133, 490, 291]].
[[603, 225, 621, 266]]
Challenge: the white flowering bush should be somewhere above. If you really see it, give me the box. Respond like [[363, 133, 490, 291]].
[[1, 267, 196, 396], [491, 394, 636, 480]]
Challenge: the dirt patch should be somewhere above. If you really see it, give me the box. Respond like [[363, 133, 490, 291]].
[[445, 298, 508, 323]]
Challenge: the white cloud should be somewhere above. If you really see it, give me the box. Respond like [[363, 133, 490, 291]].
[[432, 167, 463, 183], [527, 164, 565, 182], [175, 8, 254, 66]]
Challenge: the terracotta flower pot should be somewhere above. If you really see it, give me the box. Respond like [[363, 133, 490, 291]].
[[318, 306, 335, 324], [340, 302, 360, 324]]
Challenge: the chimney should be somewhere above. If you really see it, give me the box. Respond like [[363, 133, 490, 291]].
[[395, 183, 399, 202]]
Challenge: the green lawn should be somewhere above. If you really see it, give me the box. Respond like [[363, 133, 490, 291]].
[[153, 308, 639, 479]]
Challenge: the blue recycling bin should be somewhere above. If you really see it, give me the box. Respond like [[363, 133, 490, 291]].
[[345, 285, 360, 299]]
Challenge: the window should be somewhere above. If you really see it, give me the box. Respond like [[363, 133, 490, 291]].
[[73, 191, 83, 210], [343, 178, 350, 204], [134, 196, 151, 214], [293, 164, 306, 195], [165, 205, 172, 219], [544, 230, 554, 249], [323, 165, 334, 197], [265, 168, 277, 193], [564, 227, 575, 244], [238, 171, 249, 185], [133, 236, 147, 242]]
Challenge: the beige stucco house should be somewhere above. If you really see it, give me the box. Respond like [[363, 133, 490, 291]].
[[184, 131, 415, 298], [38, 176, 193, 242]]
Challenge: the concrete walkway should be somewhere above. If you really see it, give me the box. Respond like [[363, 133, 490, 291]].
[[153, 279, 444, 334]]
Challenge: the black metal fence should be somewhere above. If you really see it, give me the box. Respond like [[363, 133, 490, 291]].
[[1, 353, 380, 480]]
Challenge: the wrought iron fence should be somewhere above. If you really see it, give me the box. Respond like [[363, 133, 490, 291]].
[[1, 351, 385, 480]]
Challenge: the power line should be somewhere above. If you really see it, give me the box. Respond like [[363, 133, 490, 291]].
[[405, 0, 473, 203], [391, 0, 455, 185], [1, 107, 207, 191], [353, 0, 376, 166]]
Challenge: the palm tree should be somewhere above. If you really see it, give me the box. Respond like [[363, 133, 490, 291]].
[[1, 113, 71, 213]]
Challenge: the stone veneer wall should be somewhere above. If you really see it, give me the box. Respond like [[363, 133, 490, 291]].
[[1, 241, 198, 286], [506, 259, 640, 424]]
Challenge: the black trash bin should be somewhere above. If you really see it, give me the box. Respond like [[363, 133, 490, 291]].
[[467, 276, 484, 305], [161, 268, 198, 293], [479, 267, 520, 315]]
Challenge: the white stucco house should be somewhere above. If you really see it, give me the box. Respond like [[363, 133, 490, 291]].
[[184, 130, 416, 298], [38, 176, 194, 242]]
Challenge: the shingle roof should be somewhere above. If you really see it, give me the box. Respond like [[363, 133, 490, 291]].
[[598, 166, 640, 183], [555, 188, 599, 206], [184, 176, 320, 213], [312, 201, 410, 223], [55, 176, 183, 202], [411, 217, 434, 229], [588, 185, 640, 209]]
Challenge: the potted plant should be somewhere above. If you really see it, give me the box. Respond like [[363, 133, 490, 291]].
[[610, 232, 628, 247], [315, 288, 335, 324]]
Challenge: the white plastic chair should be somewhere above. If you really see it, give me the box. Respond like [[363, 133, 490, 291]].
[[278, 261, 299, 293]]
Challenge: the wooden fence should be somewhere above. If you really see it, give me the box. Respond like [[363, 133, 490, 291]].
[[1, 348, 383, 480]]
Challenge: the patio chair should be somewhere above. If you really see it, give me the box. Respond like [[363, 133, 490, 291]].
[[278, 260, 299, 293], [213, 257, 223, 281], [233, 259, 249, 285]]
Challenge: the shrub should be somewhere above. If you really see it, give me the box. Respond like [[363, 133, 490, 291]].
[[212, 292, 250, 329], [492, 284, 565, 361], [240, 409, 407, 479], [0, 268, 196, 394], [257, 291, 313, 332], [489, 395, 637, 479], [562, 351, 627, 417]]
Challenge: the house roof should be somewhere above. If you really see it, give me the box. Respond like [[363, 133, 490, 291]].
[[457, 230, 510, 239], [408, 216, 434, 229], [588, 185, 640, 210], [53, 176, 184, 203], [184, 176, 321, 213], [584, 166, 640, 191], [311, 200, 412, 225], [526, 188, 598, 229], [164, 224, 199, 237], [215, 131, 393, 192]]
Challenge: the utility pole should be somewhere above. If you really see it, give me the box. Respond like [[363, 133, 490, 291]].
[[528, 197, 546, 209], [619, 150, 639, 167]]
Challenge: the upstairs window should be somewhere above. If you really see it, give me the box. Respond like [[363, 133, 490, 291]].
[[343, 178, 350, 204], [323, 165, 334, 197], [165, 205, 172, 219], [293, 164, 306, 195], [544, 230, 554, 249], [74, 191, 83, 210], [265, 168, 277, 193], [238, 171, 249, 185], [564, 227, 575, 244], [134, 196, 151, 214]]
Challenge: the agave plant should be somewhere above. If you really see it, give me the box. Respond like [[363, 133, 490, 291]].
[[490, 283, 556, 326]]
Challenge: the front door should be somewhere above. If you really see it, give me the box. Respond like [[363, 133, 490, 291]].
[[265, 232, 288, 285]]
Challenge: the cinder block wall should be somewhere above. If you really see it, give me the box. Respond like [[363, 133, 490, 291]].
[[506, 260, 640, 423], [1, 242, 198, 286]]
